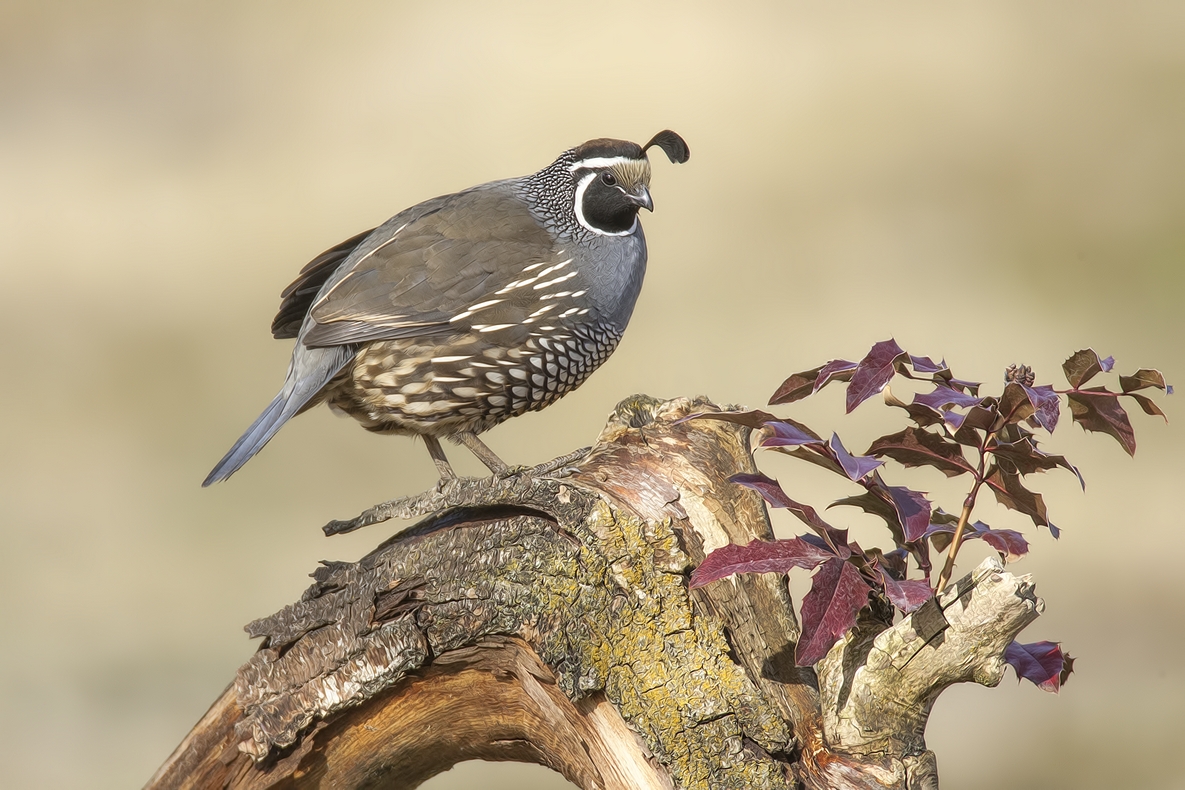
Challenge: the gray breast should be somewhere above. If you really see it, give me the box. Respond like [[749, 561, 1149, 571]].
[[542, 222, 648, 339]]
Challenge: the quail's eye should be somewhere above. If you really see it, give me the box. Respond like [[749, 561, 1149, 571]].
[[600, 172, 617, 186]]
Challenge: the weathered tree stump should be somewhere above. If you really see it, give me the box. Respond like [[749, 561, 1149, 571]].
[[146, 395, 1043, 790]]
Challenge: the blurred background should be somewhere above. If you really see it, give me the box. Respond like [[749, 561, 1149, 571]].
[[1, 2, 1182, 788]]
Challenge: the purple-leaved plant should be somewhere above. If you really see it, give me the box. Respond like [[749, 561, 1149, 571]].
[[687, 340, 1170, 686]]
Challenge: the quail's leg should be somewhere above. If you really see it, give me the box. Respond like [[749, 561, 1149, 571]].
[[422, 435, 457, 480], [455, 431, 510, 476]]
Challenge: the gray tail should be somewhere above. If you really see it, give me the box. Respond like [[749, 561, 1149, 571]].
[[202, 345, 353, 486]]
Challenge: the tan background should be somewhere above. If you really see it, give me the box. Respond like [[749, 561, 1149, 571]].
[[1, 2, 1182, 788]]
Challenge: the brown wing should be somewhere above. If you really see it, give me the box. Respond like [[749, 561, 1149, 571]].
[[301, 185, 563, 348], [271, 228, 376, 339]]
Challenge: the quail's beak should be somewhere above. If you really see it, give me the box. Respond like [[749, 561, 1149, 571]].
[[628, 185, 654, 212]]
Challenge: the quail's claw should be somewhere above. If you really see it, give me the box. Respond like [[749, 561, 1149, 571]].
[[528, 447, 593, 478], [495, 464, 532, 480]]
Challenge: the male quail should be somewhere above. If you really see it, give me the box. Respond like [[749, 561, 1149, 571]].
[[203, 131, 689, 486]]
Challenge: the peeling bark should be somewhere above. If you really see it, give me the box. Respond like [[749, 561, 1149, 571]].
[[147, 395, 1045, 790]]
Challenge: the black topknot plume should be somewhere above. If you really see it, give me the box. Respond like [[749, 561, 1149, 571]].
[[643, 130, 690, 164]]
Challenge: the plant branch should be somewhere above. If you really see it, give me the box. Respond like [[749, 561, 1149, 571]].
[[935, 425, 996, 591], [934, 496, 973, 592]]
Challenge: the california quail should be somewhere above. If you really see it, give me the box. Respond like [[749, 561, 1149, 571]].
[[203, 131, 689, 486]]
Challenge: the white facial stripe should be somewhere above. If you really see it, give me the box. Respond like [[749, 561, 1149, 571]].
[[572, 172, 596, 231], [568, 155, 643, 172], [573, 172, 638, 237]]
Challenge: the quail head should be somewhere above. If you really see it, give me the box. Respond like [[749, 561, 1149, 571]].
[[203, 131, 689, 486]]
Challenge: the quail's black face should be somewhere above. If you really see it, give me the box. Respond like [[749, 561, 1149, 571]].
[[571, 156, 654, 235]]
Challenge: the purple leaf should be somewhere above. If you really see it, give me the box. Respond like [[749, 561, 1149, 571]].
[[868, 547, 909, 581], [1062, 349, 1112, 388], [816, 359, 859, 393], [985, 467, 1055, 532], [922, 519, 965, 551], [867, 426, 975, 478], [730, 472, 799, 509], [1126, 392, 1168, 421], [1021, 384, 1061, 433], [796, 558, 872, 666], [689, 537, 836, 588], [883, 387, 945, 427], [998, 382, 1037, 426], [769, 366, 824, 405], [922, 522, 962, 553], [830, 489, 927, 570], [846, 339, 907, 413], [761, 419, 825, 448], [979, 528, 1031, 562], [1066, 388, 1137, 456], [830, 489, 930, 573], [881, 484, 932, 543], [929, 507, 960, 526], [912, 385, 985, 412], [1004, 640, 1071, 693], [989, 436, 1084, 489], [944, 403, 999, 440], [1061, 654, 1076, 687], [829, 433, 884, 481], [941, 376, 983, 395], [926, 519, 1030, 562], [730, 473, 850, 554], [1119, 368, 1171, 394], [831, 491, 903, 538], [906, 354, 948, 375], [879, 573, 933, 613], [765, 443, 848, 478]]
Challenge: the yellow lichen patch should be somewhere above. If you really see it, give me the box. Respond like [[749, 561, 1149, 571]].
[[526, 502, 792, 789]]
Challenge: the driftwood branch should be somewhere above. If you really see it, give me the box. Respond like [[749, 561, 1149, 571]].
[[147, 395, 1044, 790]]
